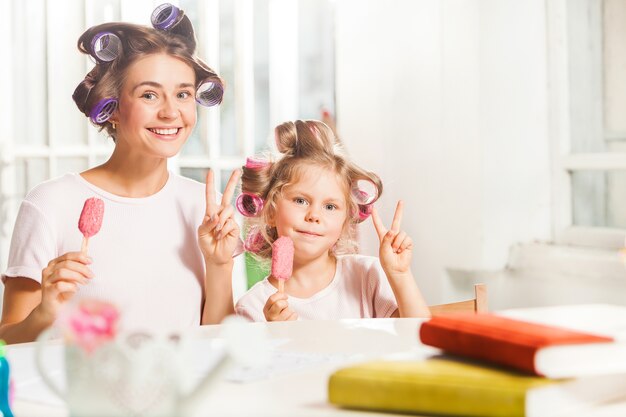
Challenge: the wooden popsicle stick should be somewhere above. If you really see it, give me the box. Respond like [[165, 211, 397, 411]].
[[278, 279, 284, 294], [81, 236, 89, 255]]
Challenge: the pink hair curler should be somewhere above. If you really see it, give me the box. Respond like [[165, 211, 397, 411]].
[[358, 204, 373, 222], [351, 179, 379, 222], [236, 193, 264, 217], [244, 226, 266, 253], [244, 157, 270, 170], [351, 179, 379, 205]]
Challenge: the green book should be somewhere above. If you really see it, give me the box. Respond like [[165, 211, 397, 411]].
[[328, 357, 626, 417]]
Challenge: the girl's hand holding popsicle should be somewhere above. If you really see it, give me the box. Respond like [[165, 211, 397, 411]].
[[263, 236, 297, 321], [263, 292, 298, 321]]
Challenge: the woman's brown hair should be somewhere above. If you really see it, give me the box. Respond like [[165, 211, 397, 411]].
[[72, 21, 223, 140]]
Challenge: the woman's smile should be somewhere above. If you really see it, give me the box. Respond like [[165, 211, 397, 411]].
[[147, 127, 182, 141]]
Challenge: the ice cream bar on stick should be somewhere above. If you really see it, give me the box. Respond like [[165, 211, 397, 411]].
[[272, 236, 294, 293], [78, 197, 104, 255]]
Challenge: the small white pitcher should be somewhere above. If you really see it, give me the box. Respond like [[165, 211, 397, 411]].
[[36, 316, 267, 417]]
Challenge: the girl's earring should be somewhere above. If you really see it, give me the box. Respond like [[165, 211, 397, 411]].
[[111, 122, 116, 130]]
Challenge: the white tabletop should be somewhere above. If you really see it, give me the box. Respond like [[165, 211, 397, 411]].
[[7, 305, 626, 417]]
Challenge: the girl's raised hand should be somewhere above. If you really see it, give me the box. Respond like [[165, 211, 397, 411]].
[[371, 201, 413, 277], [198, 168, 242, 265], [39, 252, 93, 320]]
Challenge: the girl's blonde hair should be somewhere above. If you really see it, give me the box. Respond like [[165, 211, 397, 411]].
[[72, 22, 223, 140], [242, 120, 383, 259]]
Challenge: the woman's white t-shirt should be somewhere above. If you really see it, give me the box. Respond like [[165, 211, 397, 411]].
[[3, 172, 219, 332]]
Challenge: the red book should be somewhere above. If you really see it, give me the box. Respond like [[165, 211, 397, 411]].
[[419, 313, 619, 378]]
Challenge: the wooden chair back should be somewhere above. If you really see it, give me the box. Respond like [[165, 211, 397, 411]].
[[429, 283, 488, 316]]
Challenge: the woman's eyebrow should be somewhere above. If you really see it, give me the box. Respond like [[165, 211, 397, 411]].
[[132, 81, 195, 93]]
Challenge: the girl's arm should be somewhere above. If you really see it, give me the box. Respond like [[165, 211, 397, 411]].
[[387, 272, 431, 318], [371, 202, 431, 318]]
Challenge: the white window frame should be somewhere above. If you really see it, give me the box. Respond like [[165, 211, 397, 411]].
[[547, 0, 626, 250], [1, 0, 311, 297]]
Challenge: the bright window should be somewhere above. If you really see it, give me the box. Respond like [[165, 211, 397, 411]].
[[549, 0, 626, 249], [0, 0, 336, 293]]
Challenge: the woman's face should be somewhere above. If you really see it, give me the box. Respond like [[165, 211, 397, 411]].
[[113, 53, 197, 159]]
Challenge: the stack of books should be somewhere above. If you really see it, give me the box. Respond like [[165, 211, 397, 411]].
[[328, 306, 626, 417]]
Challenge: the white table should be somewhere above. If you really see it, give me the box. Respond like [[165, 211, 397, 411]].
[[7, 305, 626, 417]]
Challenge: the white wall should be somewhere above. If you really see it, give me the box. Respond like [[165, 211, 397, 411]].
[[335, 0, 552, 304]]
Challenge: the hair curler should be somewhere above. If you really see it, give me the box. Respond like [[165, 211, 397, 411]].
[[195, 79, 224, 107], [244, 157, 270, 170], [244, 226, 266, 253], [90, 32, 122, 62], [151, 3, 196, 50], [351, 179, 380, 222], [151, 3, 182, 30], [236, 193, 264, 217], [89, 97, 118, 124]]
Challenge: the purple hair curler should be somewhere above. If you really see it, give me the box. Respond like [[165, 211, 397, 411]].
[[90, 32, 122, 62], [89, 98, 118, 124], [195, 80, 224, 107], [151, 3, 180, 30], [236, 192, 264, 217]]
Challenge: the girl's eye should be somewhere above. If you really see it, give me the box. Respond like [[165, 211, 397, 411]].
[[142, 92, 157, 100], [294, 197, 308, 205], [177, 91, 192, 99], [325, 204, 338, 211]]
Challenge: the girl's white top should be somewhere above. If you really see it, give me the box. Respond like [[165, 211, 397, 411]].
[[235, 254, 398, 321], [3, 172, 239, 332]]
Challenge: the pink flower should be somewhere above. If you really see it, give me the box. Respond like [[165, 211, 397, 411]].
[[58, 299, 119, 353]]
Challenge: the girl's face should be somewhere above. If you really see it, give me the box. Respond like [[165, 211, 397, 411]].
[[272, 165, 349, 263], [114, 53, 197, 159]]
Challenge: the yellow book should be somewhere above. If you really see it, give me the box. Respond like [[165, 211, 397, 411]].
[[328, 357, 626, 417]]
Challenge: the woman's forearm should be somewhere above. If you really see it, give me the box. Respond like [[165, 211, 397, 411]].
[[0, 306, 54, 344]]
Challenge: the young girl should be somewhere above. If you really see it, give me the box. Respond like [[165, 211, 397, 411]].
[[235, 120, 431, 321], [0, 4, 241, 343]]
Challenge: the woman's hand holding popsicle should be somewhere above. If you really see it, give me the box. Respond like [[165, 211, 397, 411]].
[[36, 197, 103, 320], [78, 197, 104, 255], [198, 168, 242, 265], [37, 252, 94, 321]]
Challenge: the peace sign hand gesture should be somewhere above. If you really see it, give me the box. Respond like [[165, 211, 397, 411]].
[[198, 168, 242, 266], [371, 201, 413, 277]]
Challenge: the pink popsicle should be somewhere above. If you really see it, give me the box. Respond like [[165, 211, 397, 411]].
[[78, 197, 104, 254], [272, 236, 294, 293]]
